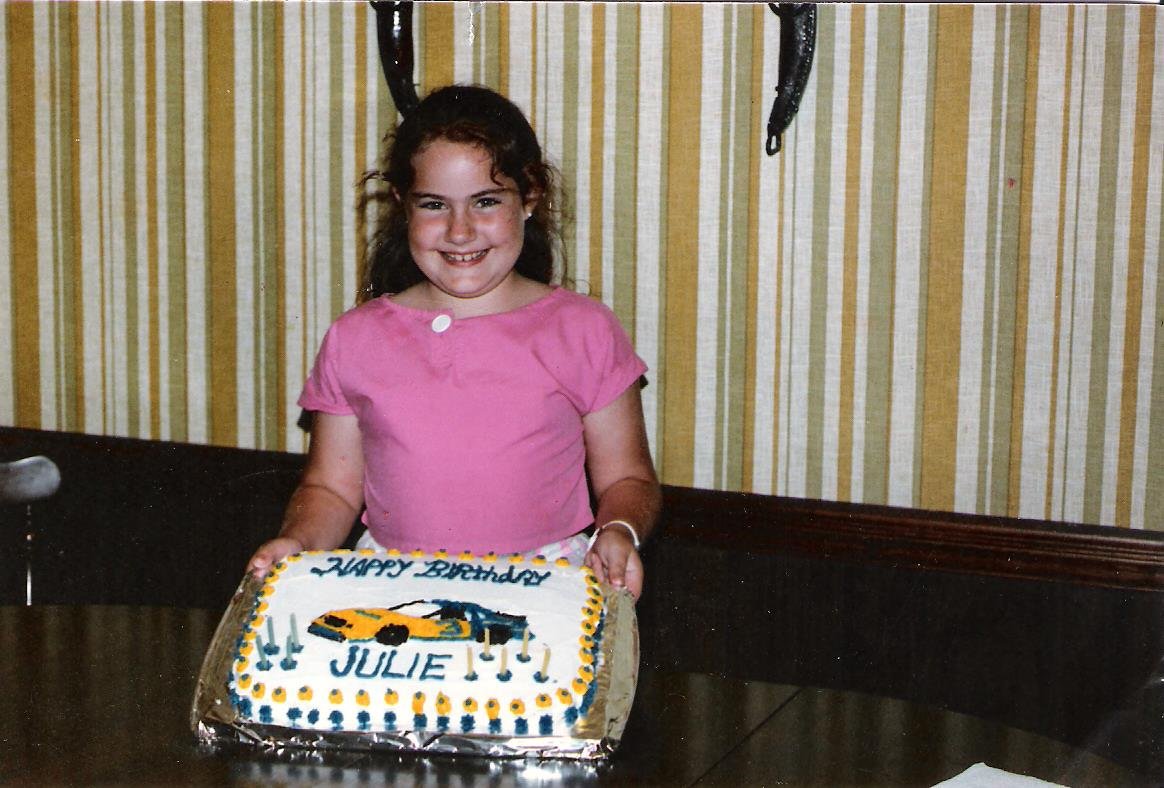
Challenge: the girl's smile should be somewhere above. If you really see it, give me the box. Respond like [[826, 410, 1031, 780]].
[[401, 139, 539, 316]]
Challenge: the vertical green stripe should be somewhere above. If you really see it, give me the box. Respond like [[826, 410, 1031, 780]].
[[586, 4, 606, 298], [724, 5, 754, 490], [164, 2, 188, 441], [53, 4, 78, 432], [1082, 7, 1125, 523], [713, 7, 732, 487], [483, 4, 501, 89], [122, 3, 141, 435], [328, 3, 345, 318], [1146, 123, 1164, 531], [862, 5, 903, 504], [976, 6, 1007, 514], [270, 3, 287, 448], [989, 5, 1030, 516], [806, 6, 835, 499], [145, 1, 161, 439], [611, 5, 638, 332], [559, 3, 579, 286]]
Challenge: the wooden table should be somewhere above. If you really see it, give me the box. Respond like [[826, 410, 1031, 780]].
[[0, 606, 1147, 786]]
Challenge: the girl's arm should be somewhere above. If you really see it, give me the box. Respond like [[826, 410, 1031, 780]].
[[247, 412, 366, 577], [582, 383, 661, 600]]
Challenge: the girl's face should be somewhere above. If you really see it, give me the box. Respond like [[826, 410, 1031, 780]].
[[403, 139, 538, 314]]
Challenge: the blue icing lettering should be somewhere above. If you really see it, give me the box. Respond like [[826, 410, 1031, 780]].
[[311, 556, 413, 579], [412, 559, 551, 587], [418, 653, 451, 681]]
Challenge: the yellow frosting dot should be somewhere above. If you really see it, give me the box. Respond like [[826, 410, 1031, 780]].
[[259, 584, 275, 598], [251, 683, 265, 699], [579, 664, 594, 678], [459, 550, 474, 561], [582, 604, 597, 617], [485, 699, 500, 719], [238, 642, 254, 657], [387, 548, 401, 557], [255, 602, 269, 614], [579, 635, 594, 649], [556, 688, 574, 705], [237, 673, 252, 689], [287, 553, 302, 562], [235, 658, 249, 672], [298, 686, 313, 701], [329, 689, 343, 704], [411, 548, 425, 558], [572, 677, 588, 694], [412, 691, 425, 714], [272, 687, 286, 703], [579, 650, 595, 666], [435, 549, 448, 559], [384, 689, 399, 705], [531, 555, 547, 566], [436, 693, 451, 715], [508, 553, 524, 564], [250, 615, 266, 629], [463, 698, 478, 712], [581, 621, 596, 635], [555, 557, 570, 567], [359, 548, 375, 556], [483, 552, 497, 563], [510, 699, 525, 715], [535, 693, 552, 708], [356, 690, 370, 707]]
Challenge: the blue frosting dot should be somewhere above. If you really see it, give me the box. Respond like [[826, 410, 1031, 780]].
[[357, 711, 371, 731], [539, 714, 553, 735], [287, 708, 302, 726], [259, 705, 273, 724], [564, 707, 579, 725], [460, 714, 475, 733], [237, 697, 253, 717], [488, 719, 501, 734], [515, 718, 528, 735], [437, 715, 450, 732], [307, 709, 320, 725], [329, 710, 344, 730], [414, 713, 428, 730], [384, 711, 397, 731]]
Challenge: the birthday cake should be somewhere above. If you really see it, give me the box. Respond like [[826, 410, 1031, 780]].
[[221, 549, 615, 744]]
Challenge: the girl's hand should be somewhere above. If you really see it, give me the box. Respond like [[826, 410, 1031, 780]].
[[584, 527, 644, 600], [247, 536, 306, 578]]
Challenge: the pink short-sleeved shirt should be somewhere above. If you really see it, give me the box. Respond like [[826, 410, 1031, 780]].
[[298, 286, 647, 554]]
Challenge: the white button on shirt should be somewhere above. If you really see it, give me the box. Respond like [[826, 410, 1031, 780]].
[[431, 314, 452, 333]]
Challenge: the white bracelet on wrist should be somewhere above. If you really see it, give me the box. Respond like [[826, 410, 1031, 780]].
[[586, 519, 641, 551]]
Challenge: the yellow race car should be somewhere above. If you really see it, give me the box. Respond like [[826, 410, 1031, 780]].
[[308, 599, 530, 647]]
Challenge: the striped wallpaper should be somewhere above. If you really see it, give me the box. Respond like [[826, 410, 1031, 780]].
[[2, 3, 1161, 530]]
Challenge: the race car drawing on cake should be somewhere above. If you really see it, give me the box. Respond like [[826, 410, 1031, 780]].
[[307, 600, 530, 647]]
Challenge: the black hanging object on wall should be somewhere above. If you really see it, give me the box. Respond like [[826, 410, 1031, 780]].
[[370, 1, 419, 118], [766, 3, 817, 155]]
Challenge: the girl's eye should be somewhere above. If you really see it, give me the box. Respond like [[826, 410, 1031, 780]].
[[416, 200, 445, 211], [475, 197, 501, 208]]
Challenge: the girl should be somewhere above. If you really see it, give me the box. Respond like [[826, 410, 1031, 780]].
[[248, 85, 660, 599]]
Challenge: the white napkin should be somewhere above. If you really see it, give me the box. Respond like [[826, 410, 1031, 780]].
[[932, 763, 1067, 788]]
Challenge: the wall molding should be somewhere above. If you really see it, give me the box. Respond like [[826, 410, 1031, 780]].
[[659, 485, 1164, 593]]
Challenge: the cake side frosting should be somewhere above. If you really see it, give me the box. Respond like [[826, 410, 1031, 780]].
[[227, 549, 605, 738]]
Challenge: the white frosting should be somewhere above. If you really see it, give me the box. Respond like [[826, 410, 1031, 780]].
[[229, 549, 605, 737]]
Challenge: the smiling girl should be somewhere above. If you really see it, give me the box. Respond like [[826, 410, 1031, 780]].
[[248, 85, 660, 599]]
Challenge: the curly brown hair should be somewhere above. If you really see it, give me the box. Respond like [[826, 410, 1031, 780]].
[[357, 85, 563, 303]]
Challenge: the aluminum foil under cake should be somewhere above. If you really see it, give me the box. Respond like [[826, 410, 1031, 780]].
[[191, 570, 639, 761]]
